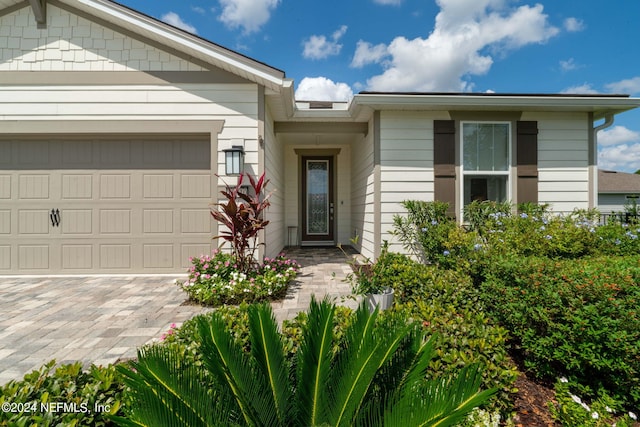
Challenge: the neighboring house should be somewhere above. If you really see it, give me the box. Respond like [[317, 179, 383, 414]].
[[1, 1, 639, 274], [598, 169, 640, 213]]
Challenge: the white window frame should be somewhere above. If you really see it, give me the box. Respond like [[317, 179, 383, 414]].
[[459, 121, 512, 219]]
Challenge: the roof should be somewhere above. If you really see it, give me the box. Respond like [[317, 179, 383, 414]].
[[599, 170, 640, 194], [0, 0, 287, 92]]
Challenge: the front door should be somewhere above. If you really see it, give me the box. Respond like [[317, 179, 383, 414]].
[[301, 156, 334, 244]]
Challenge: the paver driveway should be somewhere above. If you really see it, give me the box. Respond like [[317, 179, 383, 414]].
[[0, 247, 358, 384]]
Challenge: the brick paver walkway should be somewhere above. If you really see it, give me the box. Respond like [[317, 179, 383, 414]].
[[0, 248, 356, 384]]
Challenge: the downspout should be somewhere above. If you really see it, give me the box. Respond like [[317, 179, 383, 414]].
[[591, 113, 615, 209]]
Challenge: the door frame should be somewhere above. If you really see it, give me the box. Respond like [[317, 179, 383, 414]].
[[300, 155, 335, 245]]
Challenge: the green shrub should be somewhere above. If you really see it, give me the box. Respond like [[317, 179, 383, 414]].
[[0, 361, 125, 426], [391, 200, 458, 266], [178, 251, 300, 306], [370, 252, 517, 414], [594, 222, 640, 256], [550, 377, 638, 427], [480, 255, 640, 407]]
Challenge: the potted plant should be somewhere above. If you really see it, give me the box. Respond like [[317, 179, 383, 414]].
[[340, 240, 394, 312]]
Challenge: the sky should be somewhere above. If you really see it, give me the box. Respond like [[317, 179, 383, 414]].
[[117, 0, 640, 173]]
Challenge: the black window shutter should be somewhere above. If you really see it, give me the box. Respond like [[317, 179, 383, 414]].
[[516, 121, 538, 204], [434, 120, 456, 217]]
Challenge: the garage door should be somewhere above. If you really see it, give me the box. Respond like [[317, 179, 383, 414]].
[[0, 136, 214, 274]]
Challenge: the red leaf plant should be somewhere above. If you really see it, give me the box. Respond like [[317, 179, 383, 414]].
[[210, 172, 272, 274]]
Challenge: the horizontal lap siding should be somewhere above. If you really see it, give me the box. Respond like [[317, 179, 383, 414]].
[[351, 124, 375, 258], [522, 112, 590, 213], [379, 111, 436, 253], [263, 108, 284, 258]]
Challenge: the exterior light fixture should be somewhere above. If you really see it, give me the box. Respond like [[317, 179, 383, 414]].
[[224, 145, 244, 175]]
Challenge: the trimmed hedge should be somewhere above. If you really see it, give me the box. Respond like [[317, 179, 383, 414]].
[[480, 255, 640, 407]]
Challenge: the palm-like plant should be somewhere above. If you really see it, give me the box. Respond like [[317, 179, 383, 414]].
[[114, 298, 496, 427]]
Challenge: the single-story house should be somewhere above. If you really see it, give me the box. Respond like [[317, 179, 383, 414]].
[[1, 0, 639, 275], [598, 169, 640, 214]]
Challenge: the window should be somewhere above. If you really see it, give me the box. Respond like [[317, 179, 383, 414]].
[[461, 122, 510, 211]]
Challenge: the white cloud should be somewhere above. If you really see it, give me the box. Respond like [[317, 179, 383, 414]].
[[373, 0, 403, 5], [598, 143, 640, 172], [598, 126, 640, 172], [351, 40, 389, 68], [161, 12, 198, 34], [358, 0, 560, 92], [295, 77, 354, 101], [598, 126, 640, 147], [191, 6, 206, 15], [303, 26, 348, 60], [560, 83, 599, 94], [605, 77, 640, 95], [560, 58, 580, 72], [564, 17, 585, 32], [218, 0, 280, 34]]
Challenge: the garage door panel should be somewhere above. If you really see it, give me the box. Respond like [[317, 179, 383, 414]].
[[100, 174, 131, 199], [0, 175, 10, 198], [143, 209, 173, 233], [100, 140, 131, 165], [62, 141, 94, 165], [0, 246, 10, 270], [181, 174, 211, 198], [181, 209, 211, 233], [143, 174, 174, 198], [0, 210, 9, 234], [19, 175, 50, 199], [18, 141, 49, 165], [19, 245, 49, 269], [100, 209, 131, 234], [62, 244, 93, 269], [62, 174, 93, 199], [100, 244, 132, 269], [0, 143, 11, 165], [143, 244, 174, 268], [143, 140, 174, 165], [18, 210, 50, 234], [62, 210, 92, 234]]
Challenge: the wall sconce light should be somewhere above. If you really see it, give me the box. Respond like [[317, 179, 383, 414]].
[[224, 145, 244, 175], [258, 135, 264, 147]]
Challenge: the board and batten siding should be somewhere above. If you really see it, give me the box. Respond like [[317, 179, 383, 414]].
[[521, 112, 590, 212], [351, 121, 376, 258]]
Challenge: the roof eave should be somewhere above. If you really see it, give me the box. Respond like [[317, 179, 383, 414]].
[[350, 93, 640, 118], [66, 0, 286, 91]]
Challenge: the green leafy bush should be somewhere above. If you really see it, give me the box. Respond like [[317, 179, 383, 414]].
[[178, 250, 300, 306], [594, 222, 640, 256], [392, 200, 458, 266], [480, 255, 640, 407], [117, 299, 496, 426], [370, 251, 517, 414], [0, 361, 125, 426], [550, 377, 638, 427]]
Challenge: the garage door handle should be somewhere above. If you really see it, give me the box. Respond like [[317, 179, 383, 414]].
[[50, 209, 61, 227]]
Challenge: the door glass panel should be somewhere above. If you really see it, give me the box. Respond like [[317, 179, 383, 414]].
[[307, 160, 329, 235]]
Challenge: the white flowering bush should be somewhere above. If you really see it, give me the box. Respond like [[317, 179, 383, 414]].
[[178, 250, 300, 306], [550, 377, 638, 427]]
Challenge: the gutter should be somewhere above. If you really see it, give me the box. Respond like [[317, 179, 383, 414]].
[[592, 113, 615, 209]]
